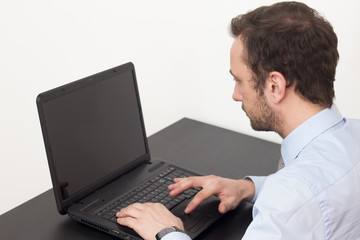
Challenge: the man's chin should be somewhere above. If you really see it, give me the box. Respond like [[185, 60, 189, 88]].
[[250, 120, 273, 132]]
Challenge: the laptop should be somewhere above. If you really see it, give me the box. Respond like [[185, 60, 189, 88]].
[[36, 62, 222, 239]]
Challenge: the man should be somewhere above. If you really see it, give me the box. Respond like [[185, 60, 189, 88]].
[[116, 2, 360, 239]]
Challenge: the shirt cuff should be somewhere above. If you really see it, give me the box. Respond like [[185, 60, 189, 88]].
[[244, 176, 267, 203], [160, 231, 192, 240]]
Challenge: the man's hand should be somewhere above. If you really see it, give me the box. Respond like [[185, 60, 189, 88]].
[[169, 175, 255, 214], [116, 202, 184, 240]]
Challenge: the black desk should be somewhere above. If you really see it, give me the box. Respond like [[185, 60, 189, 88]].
[[0, 118, 280, 239]]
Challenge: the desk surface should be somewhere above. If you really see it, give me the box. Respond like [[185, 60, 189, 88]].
[[0, 118, 280, 240]]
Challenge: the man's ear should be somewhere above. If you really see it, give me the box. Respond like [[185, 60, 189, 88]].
[[266, 71, 287, 104]]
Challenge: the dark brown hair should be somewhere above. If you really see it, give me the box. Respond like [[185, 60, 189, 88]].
[[231, 1, 339, 107]]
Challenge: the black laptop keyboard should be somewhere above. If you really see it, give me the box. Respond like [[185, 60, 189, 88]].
[[96, 166, 200, 223]]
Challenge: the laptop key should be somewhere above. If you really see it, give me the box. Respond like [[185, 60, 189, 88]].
[[98, 166, 200, 222]]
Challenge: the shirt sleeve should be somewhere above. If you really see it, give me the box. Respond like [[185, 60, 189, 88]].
[[161, 231, 192, 240], [244, 176, 267, 203], [242, 174, 323, 239]]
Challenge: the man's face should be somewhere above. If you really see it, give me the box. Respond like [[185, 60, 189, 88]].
[[230, 37, 279, 132]]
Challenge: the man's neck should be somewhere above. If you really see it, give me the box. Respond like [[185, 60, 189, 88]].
[[278, 99, 327, 139]]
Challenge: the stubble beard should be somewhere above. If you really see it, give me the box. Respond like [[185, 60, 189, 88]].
[[242, 96, 281, 133]]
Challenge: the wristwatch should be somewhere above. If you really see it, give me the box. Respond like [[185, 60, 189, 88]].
[[155, 226, 184, 240]]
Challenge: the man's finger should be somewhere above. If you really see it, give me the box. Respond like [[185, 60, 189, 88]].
[[117, 216, 137, 229], [116, 204, 143, 218], [169, 178, 193, 196], [169, 176, 206, 196], [184, 187, 215, 214], [218, 203, 228, 214]]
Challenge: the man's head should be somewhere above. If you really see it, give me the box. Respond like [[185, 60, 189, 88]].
[[230, 1, 339, 108], [231, 38, 282, 132]]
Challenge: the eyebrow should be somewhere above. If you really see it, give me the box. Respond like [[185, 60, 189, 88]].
[[229, 70, 239, 82]]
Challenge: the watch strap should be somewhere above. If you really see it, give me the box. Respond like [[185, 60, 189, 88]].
[[155, 226, 183, 240]]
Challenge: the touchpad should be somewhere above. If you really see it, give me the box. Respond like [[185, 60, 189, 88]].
[[172, 196, 222, 234]]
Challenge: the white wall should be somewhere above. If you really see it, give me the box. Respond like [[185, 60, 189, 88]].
[[1, 0, 359, 215]]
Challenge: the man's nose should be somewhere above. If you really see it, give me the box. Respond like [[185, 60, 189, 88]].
[[232, 83, 243, 101]]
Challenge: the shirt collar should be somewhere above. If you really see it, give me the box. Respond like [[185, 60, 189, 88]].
[[281, 104, 343, 166]]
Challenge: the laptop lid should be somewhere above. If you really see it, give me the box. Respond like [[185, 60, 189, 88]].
[[37, 62, 150, 214]]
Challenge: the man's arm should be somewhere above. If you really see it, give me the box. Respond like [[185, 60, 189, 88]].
[[244, 176, 267, 203], [242, 175, 320, 239]]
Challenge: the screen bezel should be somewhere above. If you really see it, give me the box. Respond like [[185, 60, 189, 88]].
[[36, 62, 150, 214]]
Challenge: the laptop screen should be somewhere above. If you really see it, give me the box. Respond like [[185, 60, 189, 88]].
[[38, 64, 148, 202]]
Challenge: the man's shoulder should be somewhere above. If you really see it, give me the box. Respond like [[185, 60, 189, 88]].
[[303, 117, 360, 171]]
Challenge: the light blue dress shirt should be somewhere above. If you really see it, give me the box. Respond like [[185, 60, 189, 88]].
[[161, 232, 191, 240], [161, 105, 360, 239], [244, 105, 360, 239]]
